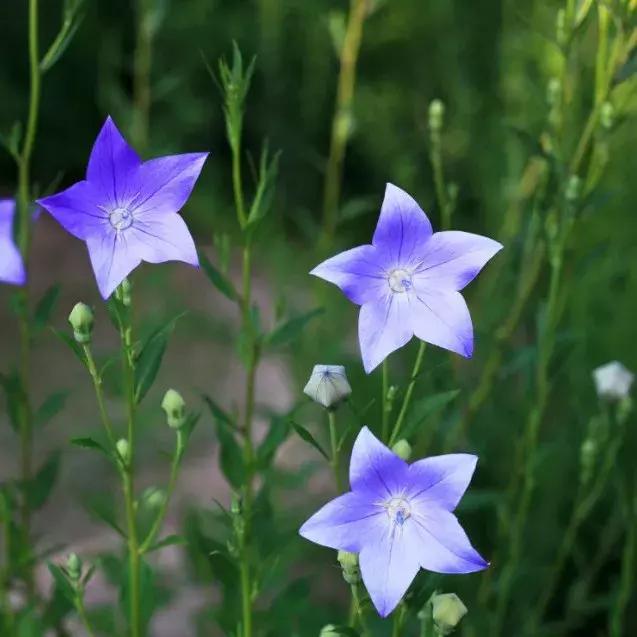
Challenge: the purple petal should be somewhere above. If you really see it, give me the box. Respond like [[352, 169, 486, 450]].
[[131, 214, 198, 267], [37, 181, 107, 240], [349, 427, 408, 497], [86, 117, 142, 207], [413, 231, 503, 291], [0, 200, 26, 286], [359, 521, 421, 617], [310, 245, 386, 305], [372, 184, 433, 266], [358, 294, 414, 373], [129, 153, 209, 217], [299, 491, 384, 553], [412, 506, 488, 574], [86, 231, 142, 299], [407, 454, 478, 511], [409, 288, 473, 357]]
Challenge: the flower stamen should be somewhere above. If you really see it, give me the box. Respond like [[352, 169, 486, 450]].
[[388, 268, 412, 293]]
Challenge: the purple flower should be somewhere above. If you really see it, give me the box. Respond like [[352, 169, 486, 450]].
[[38, 117, 208, 299], [0, 199, 26, 286], [300, 426, 487, 617], [311, 184, 502, 372]]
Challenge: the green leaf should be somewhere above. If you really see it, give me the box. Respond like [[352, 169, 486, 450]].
[[40, 0, 87, 73], [51, 328, 87, 366], [27, 453, 60, 509], [85, 497, 126, 537], [0, 120, 22, 161], [256, 415, 290, 470], [401, 389, 461, 439], [70, 436, 110, 458], [33, 284, 61, 333], [0, 371, 24, 433], [119, 557, 157, 634], [134, 314, 184, 404], [47, 563, 75, 604], [267, 308, 323, 348], [35, 391, 69, 428], [145, 534, 187, 554], [291, 421, 329, 460], [199, 252, 238, 301]]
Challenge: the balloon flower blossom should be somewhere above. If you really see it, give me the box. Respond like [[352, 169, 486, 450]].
[[300, 426, 487, 617], [38, 117, 208, 299], [0, 199, 26, 286], [311, 184, 502, 372]]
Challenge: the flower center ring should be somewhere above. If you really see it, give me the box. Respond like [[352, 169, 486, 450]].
[[109, 207, 134, 231], [385, 496, 411, 526], [388, 268, 413, 293]]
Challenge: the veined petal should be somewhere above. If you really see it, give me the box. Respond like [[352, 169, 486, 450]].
[[131, 214, 198, 267], [86, 231, 142, 299], [86, 117, 142, 207], [412, 507, 488, 574], [0, 200, 26, 286], [311, 244, 387, 306], [359, 520, 421, 617], [359, 294, 414, 373], [413, 231, 503, 291], [372, 184, 433, 266], [407, 454, 478, 511], [349, 427, 408, 498], [299, 491, 384, 553], [38, 181, 108, 240], [408, 288, 473, 358], [129, 153, 209, 218]]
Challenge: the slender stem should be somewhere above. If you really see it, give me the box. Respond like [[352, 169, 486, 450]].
[[320, 0, 368, 244], [388, 341, 426, 447], [233, 147, 247, 229], [82, 345, 117, 448], [391, 603, 407, 637], [239, 557, 252, 637], [75, 594, 97, 637], [350, 583, 370, 636], [328, 410, 343, 492], [429, 118, 451, 230], [0, 495, 14, 632], [381, 361, 390, 441], [132, 0, 154, 152]]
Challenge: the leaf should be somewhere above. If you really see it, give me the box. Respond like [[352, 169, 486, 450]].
[[199, 252, 238, 301], [27, 453, 61, 509], [0, 371, 24, 433], [401, 390, 461, 439], [35, 391, 69, 428], [0, 120, 22, 161], [33, 284, 61, 333], [40, 0, 87, 73], [145, 534, 187, 554], [257, 416, 291, 470], [84, 497, 126, 537], [52, 328, 87, 366], [70, 436, 110, 458], [291, 421, 329, 460], [134, 314, 184, 403], [47, 563, 75, 604], [267, 308, 323, 348]]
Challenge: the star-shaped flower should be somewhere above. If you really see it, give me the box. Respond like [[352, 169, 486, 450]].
[[311, 184, 502, 372], [0, 199, 26, 286], [300, 426, 487, 617], [38, 117, 208, 299]]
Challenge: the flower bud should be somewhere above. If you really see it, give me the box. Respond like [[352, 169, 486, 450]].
[[546, 77, 562, 108], [432, 593, 468, 635], [600, 101, 615, 130], [579, 438, 597, 485], [116, 438, 129, 462], [144, 487, 166, 509], [429, 99, 445, 132], [593, 361, 634, 401], [303, 365, 351, 409], [565, 175, 582, 204], [319, 626, 340, 637], [66, 553, 82, 580], [556, 9, 567, 46], [161, 389, 187, 429], [116, 277, 132, 306], [68, 302, 94, 344], [392, 439, 412, 461], [337, 550, 361, 584]]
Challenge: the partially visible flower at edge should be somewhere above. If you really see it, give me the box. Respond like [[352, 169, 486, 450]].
[[593, 361, 634, 401], [0, 199, 27, 286], [37, 117, 209, 299], [311, 183, 503, 373], [299, 426, 487, 617], [303, 364, 352, 409]]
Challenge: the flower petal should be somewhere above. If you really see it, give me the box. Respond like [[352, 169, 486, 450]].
[[372, 183, 433, 266], [349, 426, 408, 498], [310, 245, 387, 305], [299, 491, 384, 553], [359, 294, 414, 373], [131, 214, 198, 267], [0, 200, 26, 286], [86, 117, 142, 207], [86, 231, 142, 299], [129, 153, 209, 217], [412, 507, 488, 574], [408, 288, 473, 357], [407, 454, 478, 511], [38, 181, 108, 240], [359, 521, 421, 617], [413, 230, 503, 291]]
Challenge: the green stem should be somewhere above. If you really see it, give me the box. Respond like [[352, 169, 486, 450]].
[[381, 361, 390, 441], [132, 0, 154, 152], [388, 341, 426, 447], [82, 345, 117, 449], [391, 603, 407, 637], [350, 583, 370, 636], [75, 594, 97, 637], [328, 411, 343, 492], [233, 144, 247, 229], [0, 494, 14, 632], [239, 557, 252, 637], [320, 0, 368, 244], [429, 125, 451, 230]]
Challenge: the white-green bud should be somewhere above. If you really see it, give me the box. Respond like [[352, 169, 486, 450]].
[[68, 302, 94, 344], [337, 550, 361, 584], [144, 487, 166, 509], [304, 365, 351, 409], [319, 625, 341, 637], [116, 438, 129, 462], [600, 101, 615, 130], [565, 175, 582, 203], [579, 438, 597, 485], [547, 77, 562, 108], [556, 9, 567, 46], [392, 439, 412, 461], [429, 99, 445, 132], [161, 389, 187, 429], [432, 593, 468, 635], [116, 278, 132, 306], [593, 361, 634, 401], [66, 553, 82, 580]]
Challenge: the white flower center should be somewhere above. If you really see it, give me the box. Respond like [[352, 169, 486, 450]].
[[109, 207, 134, 231], [385, 496, 411, 526], [388, 268, 412, 293]]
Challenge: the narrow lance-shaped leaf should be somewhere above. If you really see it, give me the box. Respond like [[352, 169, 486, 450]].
[[27, 453, 61, 509], [33, 284, 61, 334], [35, 391, 70, 428], [291, 421, 329, 461], [199, 251, 238, 301], [267, 308, 324, 348]]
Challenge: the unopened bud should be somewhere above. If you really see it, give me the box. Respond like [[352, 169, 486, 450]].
[[547, 77, 562, 108], [432, 593, 468, 635], [429, 99, 445, 132], [565, 175, 582, 203], [116, 438, 129, 462], [600, 101, 615, 130], [392, 439, 412, 461], [579, 438, 597, 485], [556, 9, 567, 46], [593, 361, 634, 401], [319, 626, 341, 637], [66, 553, 82, 580], [161, 389, 187, 429], [337, 550, 361, 584], [68, 302, 94, 344], [304, 365, 351, 409], [144, 487, 166, 509], [116, 278, 132, 306]]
